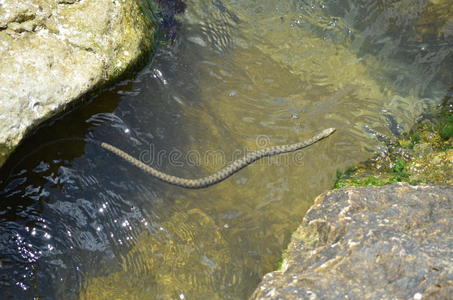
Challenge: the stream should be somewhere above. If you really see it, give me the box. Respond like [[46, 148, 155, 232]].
[[0, 0, 451, 299]]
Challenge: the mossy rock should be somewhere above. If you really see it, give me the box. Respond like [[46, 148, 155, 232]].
[[334, 107, 453, 188]]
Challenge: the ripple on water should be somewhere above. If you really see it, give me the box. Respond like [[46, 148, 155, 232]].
[[0, 153, 172, 298], [1, 0, 452, 299]]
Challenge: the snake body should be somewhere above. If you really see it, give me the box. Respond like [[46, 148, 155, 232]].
[[94, 128, 335, 188]]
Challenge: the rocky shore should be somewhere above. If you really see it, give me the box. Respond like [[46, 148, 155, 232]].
[[1, 1, 451, 299], [251, 183, 453, 300], [0, 0, 156, 166]]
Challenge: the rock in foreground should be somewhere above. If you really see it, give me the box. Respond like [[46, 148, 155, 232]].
[[0, 0, 156, 166], [251, 183, 452, 300]]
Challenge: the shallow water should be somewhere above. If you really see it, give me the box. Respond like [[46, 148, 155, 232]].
[[0, 0, 451, 299]]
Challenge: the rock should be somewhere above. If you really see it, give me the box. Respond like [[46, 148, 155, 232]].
[[251, 183, 453, 300], [0, 0, 156, 166]]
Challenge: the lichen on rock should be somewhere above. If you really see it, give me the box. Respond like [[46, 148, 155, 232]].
[[0, 0, 157, 167]]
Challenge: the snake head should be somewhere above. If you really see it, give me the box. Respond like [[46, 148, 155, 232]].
[[322, 127, 336, 137]]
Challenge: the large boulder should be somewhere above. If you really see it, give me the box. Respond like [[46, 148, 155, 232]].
[[0, 0, 156, 166], [251, 183, 453, 300]]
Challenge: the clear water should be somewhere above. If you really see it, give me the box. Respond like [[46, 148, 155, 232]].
[[0, 0, 451, 299]]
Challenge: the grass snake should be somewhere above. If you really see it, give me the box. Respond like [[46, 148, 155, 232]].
[[95, 128, 336, 188]]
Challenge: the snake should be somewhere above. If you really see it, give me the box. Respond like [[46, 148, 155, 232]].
[[92, 128, 336, 188]]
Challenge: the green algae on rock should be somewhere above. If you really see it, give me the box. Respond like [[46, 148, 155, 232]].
[[0, 0, 157, 168], [335, 106, 453, 188]]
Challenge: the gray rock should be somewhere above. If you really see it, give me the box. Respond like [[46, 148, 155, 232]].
[[251, 183, 453, 300], [0, 0, 156, 166]]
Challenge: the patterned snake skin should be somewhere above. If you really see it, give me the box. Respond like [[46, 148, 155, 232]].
[[95, 128, 336, 188]]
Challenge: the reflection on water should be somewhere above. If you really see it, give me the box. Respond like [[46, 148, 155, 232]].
[[0, 0, 451, 299]]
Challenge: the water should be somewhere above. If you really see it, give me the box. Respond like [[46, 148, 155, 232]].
[[0, 0, 451, 299]]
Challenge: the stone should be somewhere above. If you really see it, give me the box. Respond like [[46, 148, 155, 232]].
[[251, 183, 453, 300], [0, 0, 156, 166]]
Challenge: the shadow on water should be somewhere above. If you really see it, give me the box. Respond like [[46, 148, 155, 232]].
[[0, 4, 196, 297], [0, 41, 203, 297], [1, 0, 452, 299]]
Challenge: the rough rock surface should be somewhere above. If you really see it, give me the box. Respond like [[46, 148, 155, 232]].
[[251, 183, 453, 300], [0, 0, 156, 166]]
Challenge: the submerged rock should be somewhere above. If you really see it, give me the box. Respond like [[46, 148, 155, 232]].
[[251, 183, 453, 300], [81, 208, 233, 300], [0, 0, 156, 166]]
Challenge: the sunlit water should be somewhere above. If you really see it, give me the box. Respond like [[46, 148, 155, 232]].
[[0, 0, 451, 299]]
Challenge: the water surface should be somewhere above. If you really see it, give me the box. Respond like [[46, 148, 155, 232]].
[[0, 0, 451, 299]]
